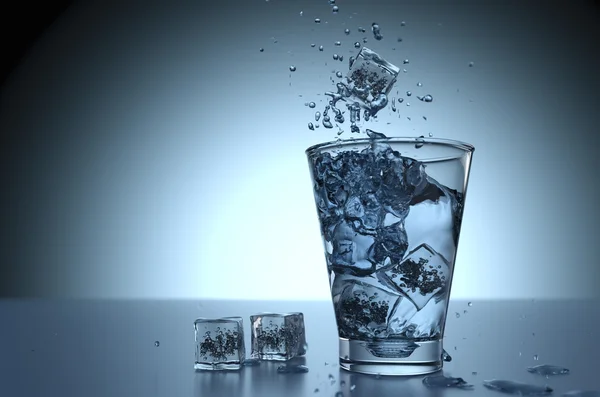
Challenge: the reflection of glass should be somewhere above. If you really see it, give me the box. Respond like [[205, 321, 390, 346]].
[[306, 136, 475, 376]]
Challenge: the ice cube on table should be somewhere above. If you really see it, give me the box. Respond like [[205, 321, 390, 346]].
[[250, 312, 306, 361], [194, 317, 245, 371], [345, 47, 400, 110], [335, 280, 401, 339], [377, 243, 450, 310]]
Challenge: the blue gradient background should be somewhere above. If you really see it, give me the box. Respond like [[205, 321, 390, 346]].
[[0, 0, 598, 299]]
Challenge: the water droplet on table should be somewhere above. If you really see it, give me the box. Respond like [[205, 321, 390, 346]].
[[483, 380, 553, 395], [527, 364, 570, 376], [277, 364, 309, 374], [423, 375, 474, 389]]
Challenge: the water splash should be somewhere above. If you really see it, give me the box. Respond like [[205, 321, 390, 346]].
[[308, 122, 315, 130], [345, 28, 350, 35], [290, 66, 297, 72], [154, 341, 160, 347], [315, 18, 321, 23], [418, 94, 433, 102]]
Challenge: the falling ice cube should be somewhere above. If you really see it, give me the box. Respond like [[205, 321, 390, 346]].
[[194, 317, 245, 371], [335, 280, 401, 339], [377, 243, 450, 310], [250, 312, 305, 361], [344, 47, 400, 112]]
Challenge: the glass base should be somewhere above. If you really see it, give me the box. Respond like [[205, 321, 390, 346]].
[[338, 337, 443, 376]]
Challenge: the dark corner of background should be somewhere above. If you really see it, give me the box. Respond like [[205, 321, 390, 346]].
[[0, 1, 75, 88]]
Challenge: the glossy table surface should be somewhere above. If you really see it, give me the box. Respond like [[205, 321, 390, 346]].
[[1, 299, 598, 397]]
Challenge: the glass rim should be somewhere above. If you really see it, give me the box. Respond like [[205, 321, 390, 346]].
[[305, 136, 475, 160]]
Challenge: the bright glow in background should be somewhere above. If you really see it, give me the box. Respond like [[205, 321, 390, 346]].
[[0, 1, 599, 299]]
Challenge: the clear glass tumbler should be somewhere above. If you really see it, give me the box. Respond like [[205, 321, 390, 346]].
[[306, 135, 474, 376]]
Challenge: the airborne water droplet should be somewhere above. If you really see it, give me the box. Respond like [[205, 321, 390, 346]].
[[455, 312, 461, 318], [417, 82, 422, 87], [442, 349, 452, 362], [423, 375, 474, 389], [315, 18, 321, 23], [335, 41, 341, 46], [154, 341, 160, 347], [309, 102, 316, 108], [315, 111, 321, 121], [333, 54, 339, 60], [428, 132, 433, 137], [289, 66, 297, 72], [354, 42, 361, 48], [344, 28, 350, 35], [403, 59, 409, 64], [469, 61, 474, 67], [350, 385, 356, 391], [336, 71, 343, 78], [415, 136, 425, 149], [308, 122, 314, 130], [332, 5, 339, 13], [311, 43, 316, 47], [401, 21, 406, 26], [419, 94, 433, 102], [328, 373, 335, 384], [319, 45, 324, 51], [468, 302, 473, 307], [527, 364, 570, 376], [406, 91, 412, 96], [259, 48, 264, 52], [533, 354, 539, 361]]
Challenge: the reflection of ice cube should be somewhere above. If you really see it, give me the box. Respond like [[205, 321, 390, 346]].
[[377, 244, 450, 310], [345, 47, 399, 108], [329, 220, 375, 276], [195, 317, 245, 370], [404, 194, 456, 266], [250, 313, 305, 361], [336, 280, 401, 339]]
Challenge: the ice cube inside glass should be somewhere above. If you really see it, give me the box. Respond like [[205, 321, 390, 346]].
[[250, 312, 306, 361], [194, 317, 245, 371]]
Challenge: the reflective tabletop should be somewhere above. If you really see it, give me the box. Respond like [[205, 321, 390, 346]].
[[0, 299, 597, 396]]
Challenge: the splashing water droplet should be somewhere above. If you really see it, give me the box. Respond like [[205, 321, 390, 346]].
[[315, 111, 321, 121], [397, 37, 403, 42], [406, 91, 412, 96], [344, 28, 350, 35], [403, 59, 409, 64], [428, 132, 433, 137], [417, 82, 422, 87], [533, 354, 539, 361], [340, 380, 346, 386], [472, 371, 478, 375], [335, 392, 344, 397], [415, 136, 425, 149], [401, 21, 406, 26], [468, 302, 473, 307], [332, 5, 339, 13], [311, 43, 316, 47], [289, 66, 297, 72], [319, 45, 324, 51], [314, 388, 320, 393], [329, 0, 335, 3], [419, 94, 433, 102], [350, 385, 356, 391], [154, 341, 160, 347], [309, 102, 316, 108], [335, 41, 341, 46], [333, 54, 339, 60], [336, 71, 343, 78], [308, 122, 314, 130], [300, 11, 303, 16], [328, 374, 336, 384], [469, 61, 474, 67], [259, 48, 264, 52], [358, 27, 366, 33], [354, 42, 361, 48]]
